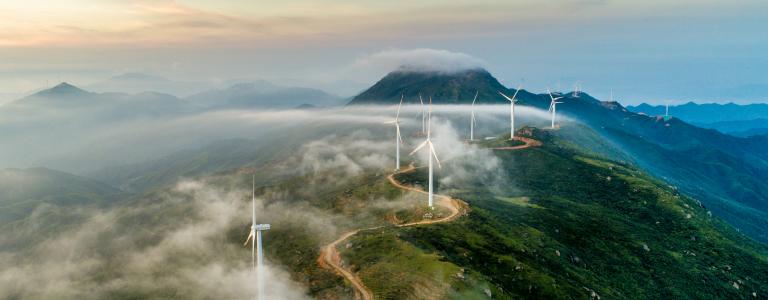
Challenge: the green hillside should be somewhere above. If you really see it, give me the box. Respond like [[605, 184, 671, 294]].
[[0, 167, 125, 225], [345, 66, 768, 244], [2, 125, 767, 299], [335, 128, 768, 299]]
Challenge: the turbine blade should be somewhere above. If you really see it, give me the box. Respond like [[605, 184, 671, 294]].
[[396, 94, 403, 119], [396, 126, 403, 145], [244, 231, 254, 246], [429, 142, 442, 168], [427, 97, 433, 135], [499, 91, 513, 102], [472, 90, 478, 106], [410, 140, 428, 155], [512, 84, 522, 100]]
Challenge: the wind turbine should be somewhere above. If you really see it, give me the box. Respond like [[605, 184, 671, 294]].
[[410, 97, 441, 209], [572, 82, 581, 98], [499, 84, 522, 140], [469, 91, 478, 141], [244, 175, 270, 300], [665, 103, 670, 118], [547, 89, 564, 129], [385, 95, 404, 171]]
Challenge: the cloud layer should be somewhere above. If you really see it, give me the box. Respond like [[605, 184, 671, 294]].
[[0, 179, 309, 299], [350, 48, 485, 74]]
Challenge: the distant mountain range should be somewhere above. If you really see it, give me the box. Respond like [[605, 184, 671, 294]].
[[628, 102, 768, 137], [186, 80, 345, 109], [7, 78, 345, 113], [11, 82, 191, 118], [348, 66, 768, 242]]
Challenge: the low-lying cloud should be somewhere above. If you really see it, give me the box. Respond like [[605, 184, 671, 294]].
[[0, 179, 309, 300]]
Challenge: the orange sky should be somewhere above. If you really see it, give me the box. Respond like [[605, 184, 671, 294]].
[[0, 0, 766, 104]]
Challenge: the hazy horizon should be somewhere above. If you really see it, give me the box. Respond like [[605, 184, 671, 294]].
[[1, 1, 766, 106]]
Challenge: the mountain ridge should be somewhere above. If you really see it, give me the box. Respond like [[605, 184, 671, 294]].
[[345, 66, 768, 243]]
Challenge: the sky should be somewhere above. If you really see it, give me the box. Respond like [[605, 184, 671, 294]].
[[0, 0, 766, 105]]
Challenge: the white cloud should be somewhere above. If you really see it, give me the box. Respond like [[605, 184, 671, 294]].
[[350, 48, 485, 75]]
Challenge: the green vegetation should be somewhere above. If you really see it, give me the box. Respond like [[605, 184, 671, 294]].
[[341, 228, 495, 299], [340, 128, 768, 299], [4, 125, 768, 299]]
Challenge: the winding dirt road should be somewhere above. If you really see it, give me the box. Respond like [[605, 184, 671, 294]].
[[317, 165, 465, 300], [317, 137, 540, 300], [491, 136, 542, 150], [317, 229, 373, 300]]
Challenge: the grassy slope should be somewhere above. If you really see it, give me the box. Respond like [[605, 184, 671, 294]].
[[345, 129, 768, 299], [0, 167, 124, 223]]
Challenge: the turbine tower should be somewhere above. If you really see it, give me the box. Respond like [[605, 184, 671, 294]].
[[410, 97, 441, 209], [665, 103, 670, 118], [469, 91, 478, 141], [499, 84, 522, 140], [244, 175, 270, 300], [547, 89, 564, 129], [385, 95, 404, 171]]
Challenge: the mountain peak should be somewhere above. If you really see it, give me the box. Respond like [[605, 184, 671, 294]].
[[40, 82, 89, 96], [348, 67, 522, 105], [20, 82, 93, 102], [52, 81, 78, 90]]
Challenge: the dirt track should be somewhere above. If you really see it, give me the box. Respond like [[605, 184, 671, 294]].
[[317, 137, 541, 299], [317, 165, 465, 300], [491, 136, 542, 150]]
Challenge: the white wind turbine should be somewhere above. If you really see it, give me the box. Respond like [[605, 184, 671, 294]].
[[385, 95, 405, 171], [244, 175, 270, 300], [410, 97, 441, 209], [665, 103, 670, 118], [469, 91, 478, 141], [547, 89, 564, 129], [499, 84, 523, 140], [572, 82, 581, 98]]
